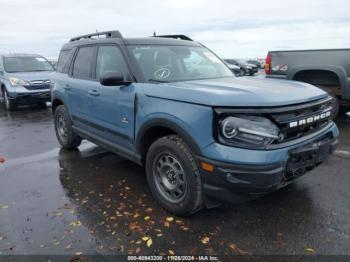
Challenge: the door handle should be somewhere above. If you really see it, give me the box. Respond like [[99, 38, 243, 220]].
[[88, 90, 100, 96], [64, 84, 71, 90]]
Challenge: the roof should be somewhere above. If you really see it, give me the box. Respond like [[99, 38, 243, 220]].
[[124, 37, 200, 46], [61, 36, 201, 50], [1, 53, 43, 58]]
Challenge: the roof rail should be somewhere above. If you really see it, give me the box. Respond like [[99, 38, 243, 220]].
[[154, 34, 193, 41], [70, 30, 123, 42]]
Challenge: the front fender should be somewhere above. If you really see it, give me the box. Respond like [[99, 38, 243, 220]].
[[136, 117, 203, 155], [135, 95, 215, 155]]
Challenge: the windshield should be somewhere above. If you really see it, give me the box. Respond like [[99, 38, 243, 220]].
[[127, 45, 233, 82], [4, 56, 55, 73]]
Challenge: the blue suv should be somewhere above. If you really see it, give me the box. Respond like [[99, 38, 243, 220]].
[[0, 54, 55, 110], [52, 31, 339, 215]]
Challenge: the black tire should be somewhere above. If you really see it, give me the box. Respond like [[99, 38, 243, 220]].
[[54, 105, 82, 149], [2, 89, 17, 111], [146, 135, 203, 216]]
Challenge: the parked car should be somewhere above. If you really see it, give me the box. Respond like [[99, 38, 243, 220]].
[[246, 59, 263, 69], [0, 54, 55, 110], [257, 58, 266, 69], [225, 62, 243, 76], [265, 49, 350, 115], [225, 59, 258, 75], [52, 31, 338, 215]]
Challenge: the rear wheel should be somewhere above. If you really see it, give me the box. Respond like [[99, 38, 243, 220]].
[[146, 135, 203, 216], [54, 105, 82, 149], [2, 89, 16, 111]]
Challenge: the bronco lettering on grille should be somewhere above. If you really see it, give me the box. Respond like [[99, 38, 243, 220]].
[[289, 111, 331, 128]]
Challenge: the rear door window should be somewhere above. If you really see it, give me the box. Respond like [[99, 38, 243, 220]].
[[57, 49, 75, 73], [72, 46, 95, 79]]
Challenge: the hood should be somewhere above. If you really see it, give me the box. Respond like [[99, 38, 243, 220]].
[[143, 77, 328, 107], [7, 71, 55, 81]]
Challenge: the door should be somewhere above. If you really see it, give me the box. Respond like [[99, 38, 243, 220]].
[[66, 46, 97, 133], [87, 45, 136, 149]]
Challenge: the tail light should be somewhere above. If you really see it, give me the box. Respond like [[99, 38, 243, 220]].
[[265, 53, 271, 75]]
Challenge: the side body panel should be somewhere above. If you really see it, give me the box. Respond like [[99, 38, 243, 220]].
[[267, 49, 350, 100]]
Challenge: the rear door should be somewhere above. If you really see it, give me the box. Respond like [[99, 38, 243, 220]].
[[66, 45, 97, 132], [86, 44, 136, 150]]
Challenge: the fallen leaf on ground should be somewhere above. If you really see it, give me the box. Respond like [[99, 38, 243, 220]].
[[229, 244, 237, 251], [69, 221, 82, 227], [168, 250, 175, 255], [144, 216, 151, 221], [305, 247, 315, 253], [75, 252, 83, 256], [146, 238, 153, 247], [0, 205, 9, 209], [201, 236, 210, 244], [166, 217, 174, 222], [55, 211, 64, 217], [142, 236, 149, 241]]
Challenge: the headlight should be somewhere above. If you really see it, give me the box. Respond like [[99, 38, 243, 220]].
[[219, 116, 280, 148], [9, 77, 30, 87]]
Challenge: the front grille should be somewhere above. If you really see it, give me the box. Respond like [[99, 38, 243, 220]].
[[214, 96, 334, 146], [24, 80, 51, 90], [269, 98, 333, 143]]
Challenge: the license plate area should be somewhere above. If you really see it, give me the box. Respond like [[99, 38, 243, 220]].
[[286, 134, 334, 180], [286, 146, 318, 179]]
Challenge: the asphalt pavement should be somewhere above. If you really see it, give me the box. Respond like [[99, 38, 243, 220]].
[[0, 103, 350, 258]]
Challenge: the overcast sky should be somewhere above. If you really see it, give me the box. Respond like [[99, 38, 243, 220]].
[[1, 0, 349, 59]]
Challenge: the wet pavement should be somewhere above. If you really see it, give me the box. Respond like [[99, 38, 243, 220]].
[[0, 105, 350, 258]]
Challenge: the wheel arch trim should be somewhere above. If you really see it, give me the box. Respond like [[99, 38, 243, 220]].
[[136, 118, 202, 156]]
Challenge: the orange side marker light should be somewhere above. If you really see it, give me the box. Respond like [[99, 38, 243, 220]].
[[201, 162, 214, 172]]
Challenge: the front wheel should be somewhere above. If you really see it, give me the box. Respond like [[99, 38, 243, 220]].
[[146, 135, 203, 216], [54, 105, 82, 149], [3, 89, 16, 111]]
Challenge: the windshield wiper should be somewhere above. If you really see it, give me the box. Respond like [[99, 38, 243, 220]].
[[148, 79, 169, 83]]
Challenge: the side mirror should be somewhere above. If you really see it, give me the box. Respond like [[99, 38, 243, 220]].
[[99, 70, 131, 86]]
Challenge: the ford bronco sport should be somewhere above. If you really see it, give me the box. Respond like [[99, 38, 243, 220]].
[[52, 31, 339, 215], [0, 54, 55, 110]]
